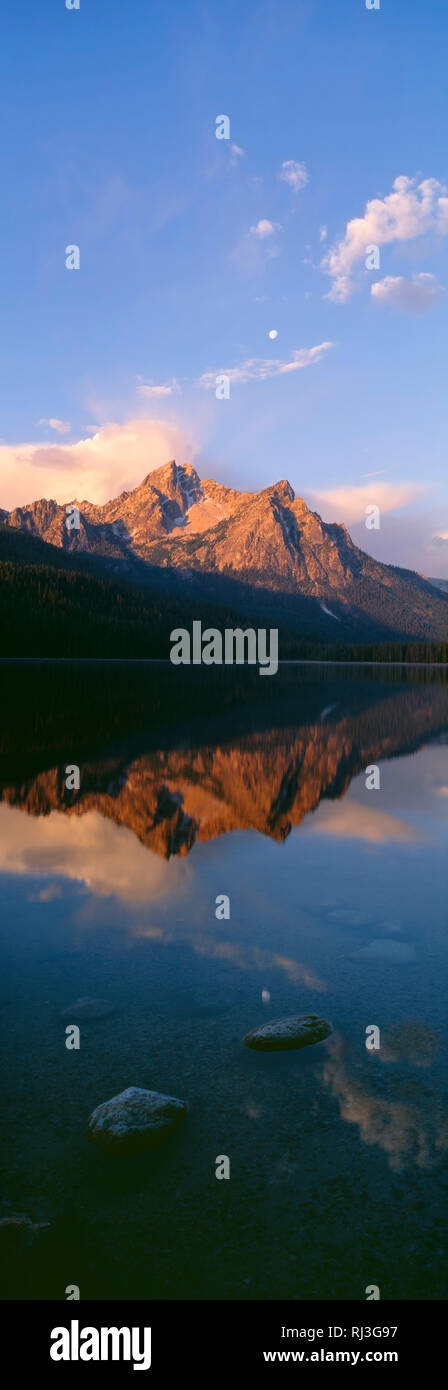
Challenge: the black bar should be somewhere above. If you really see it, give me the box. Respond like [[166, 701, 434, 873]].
[[0, 1298, 444, 1379]]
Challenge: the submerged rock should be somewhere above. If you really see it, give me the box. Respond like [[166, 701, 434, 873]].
[[87, 1086, 188, 1151], [327, 909, 372, 927], [60, 997, 114, 1020], [351, 940, 416, 963], [243, 1014, 333, 1052], [0, 1214, 51, 1299], [0, 1214, 50, 1246]]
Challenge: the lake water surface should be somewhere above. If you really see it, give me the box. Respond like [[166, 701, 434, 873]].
[[0, 662, 447, 1300]]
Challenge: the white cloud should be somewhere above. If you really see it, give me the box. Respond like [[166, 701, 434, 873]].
[[322, 175, 448, 301], [278, 160, 308, 193], [311, 481, 430, 523], [230, 143, 244, 163], [249, 218, 281, 239], [199, 341, 334, 389], [37, 418, 71, 434], [136, 377, 180, 398], [0, 417, 196, 510], [326, 275, 357, 304], [232, 219, 281, 276], [371, 272, 445, 311], [319, 225, 327, 243]]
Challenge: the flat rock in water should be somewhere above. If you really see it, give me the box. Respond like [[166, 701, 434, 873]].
[[243, 1014, 333, 1052], [87, 1086, 188, 1151], [60, 997, 114, 1020]]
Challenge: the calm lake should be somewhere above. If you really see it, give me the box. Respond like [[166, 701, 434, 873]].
[[0, 661, 447, 1301]]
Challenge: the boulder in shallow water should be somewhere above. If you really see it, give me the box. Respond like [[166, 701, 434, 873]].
[[243, 1014, 333, 1052], [87, 1086, 188, 1151]]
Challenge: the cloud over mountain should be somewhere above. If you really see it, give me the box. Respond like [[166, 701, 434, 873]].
[[312, 481, 430, 523], [0, 419, 196, 510]]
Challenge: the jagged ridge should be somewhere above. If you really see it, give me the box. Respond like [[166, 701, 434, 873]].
[[3, 461, 448, 640]]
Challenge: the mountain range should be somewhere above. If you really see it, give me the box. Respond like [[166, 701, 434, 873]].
[[1, 461, 448, 649]]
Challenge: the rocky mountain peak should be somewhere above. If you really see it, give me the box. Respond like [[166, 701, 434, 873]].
[[145, 460, 201, 498], [3, 460, 448, 642], [264, 479, 296, 505]]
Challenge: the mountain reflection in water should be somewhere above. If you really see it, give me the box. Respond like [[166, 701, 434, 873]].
[[1, 663, 448, 857], [0, 662, 447, 1301]]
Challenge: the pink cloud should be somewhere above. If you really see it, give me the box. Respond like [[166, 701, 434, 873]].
[[371, 272, 445, 311], [0, 418, 197, 510], [311, 481, 430, 524]]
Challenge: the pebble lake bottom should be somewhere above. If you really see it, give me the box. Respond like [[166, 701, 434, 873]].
[[0, 661, 447, 1301]]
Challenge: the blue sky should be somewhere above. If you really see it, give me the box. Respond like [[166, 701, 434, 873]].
[[0, 0, 447, 573]]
